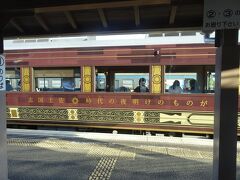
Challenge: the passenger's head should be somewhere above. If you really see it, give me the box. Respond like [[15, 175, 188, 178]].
[[139, 78, 146, 86], [6, 80, 10, 84], [173, 80, 180, 88], [189, 79, 196, 90]]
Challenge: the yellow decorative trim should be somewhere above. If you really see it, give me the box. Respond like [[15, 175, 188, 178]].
[[151, 65, 162, 93], [67, 109, 78, 120], [21, 67, 31, 92], [83, 66, 92, 92], [71, 97, 79, 104], [133, 111, 145, 123], [9, 108, 19, 118]]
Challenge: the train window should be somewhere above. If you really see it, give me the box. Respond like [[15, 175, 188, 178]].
[[96, 73, 106, 92], [115, 73, 149, 92], [165, 72, 197, 92], [165, 65, 215, 94], [122, 79, 134, 90], [34, 68, 81, 92], [37, 78, 62, 90], [95, 66, 149, 92], [206, 72, 215, 93], [6, 68, 21, 91]]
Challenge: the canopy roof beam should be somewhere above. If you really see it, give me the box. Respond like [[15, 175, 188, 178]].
[[134, 6, 140, 26], [169, 5, 177, 24], [9, 19, 24, 33], [34, 0, 171, 13], [64, 11, 77, 30], [35, 14, 50, 32], [97, 8, 108, 28]]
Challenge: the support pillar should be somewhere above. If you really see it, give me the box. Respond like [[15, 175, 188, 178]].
[[213, 29, 239, 180], [0, 34, 8, 180]]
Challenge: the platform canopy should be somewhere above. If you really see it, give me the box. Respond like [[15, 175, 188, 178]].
[[0, 0, 203, 38]]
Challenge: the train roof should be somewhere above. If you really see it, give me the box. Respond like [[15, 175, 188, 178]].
[[4, 31, 209, 50], [4, 30, 240, 51]]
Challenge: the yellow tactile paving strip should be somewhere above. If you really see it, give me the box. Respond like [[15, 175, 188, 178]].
[[89, 157, 118, 180]]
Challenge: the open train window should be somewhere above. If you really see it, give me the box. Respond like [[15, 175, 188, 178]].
[[34, 67, 81, 92], [95, 66, 149, 92], [206, 72, 215, 93], [165, 65, 215, 94], [6, 68, 21, 91]]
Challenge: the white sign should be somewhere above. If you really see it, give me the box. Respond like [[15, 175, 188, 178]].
[[0, 55, 6, 91], [203, 0, 240, 31]]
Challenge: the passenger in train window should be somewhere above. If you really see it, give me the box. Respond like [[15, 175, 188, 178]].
[[63, 78, 75, 91], [134, 78, 149, 92], [6, 80, 13, 91], [187, 79, 200, 93], [168, 80, 183, 94]]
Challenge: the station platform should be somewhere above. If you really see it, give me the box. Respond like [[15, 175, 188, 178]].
[[7, 128, 240, 180]]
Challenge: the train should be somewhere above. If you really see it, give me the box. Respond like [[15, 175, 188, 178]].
[[4, 35, 240, 136]]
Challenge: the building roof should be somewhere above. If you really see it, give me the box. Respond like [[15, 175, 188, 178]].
[[1, 0, 204, 38]]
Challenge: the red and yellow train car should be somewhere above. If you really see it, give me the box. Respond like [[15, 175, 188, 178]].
[[5, 42, 236, 136]]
